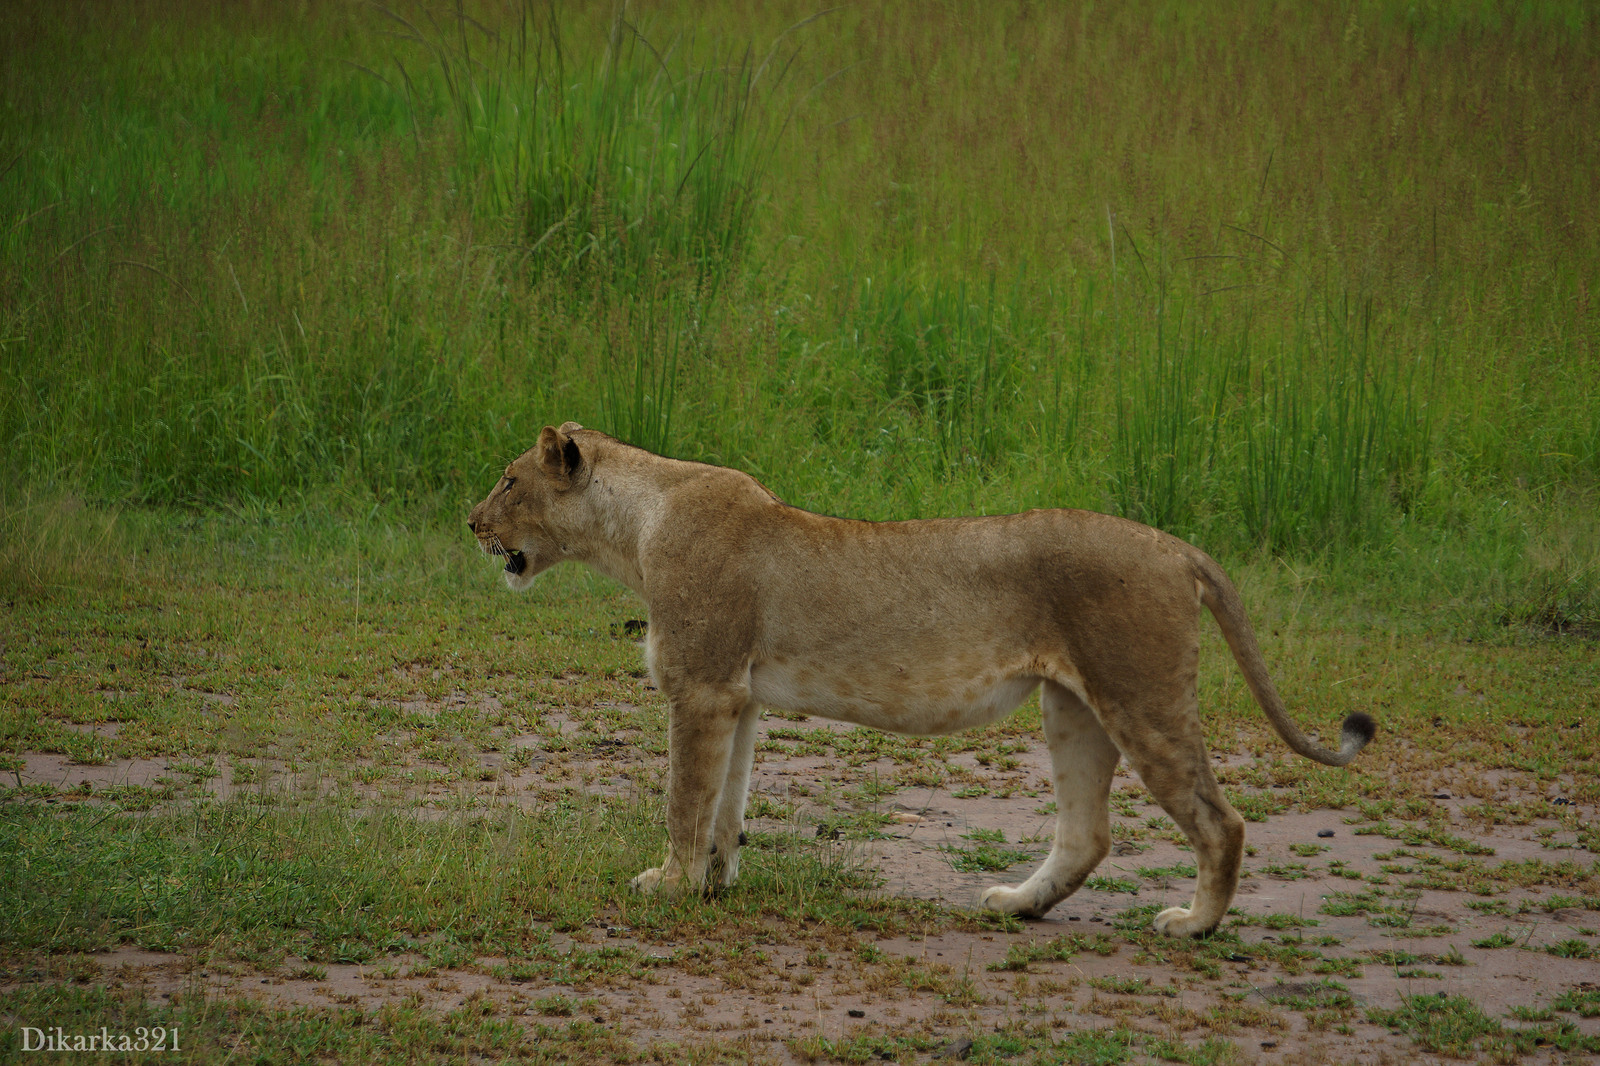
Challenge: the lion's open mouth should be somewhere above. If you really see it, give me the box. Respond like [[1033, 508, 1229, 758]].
[[504, 550, 527, 575]]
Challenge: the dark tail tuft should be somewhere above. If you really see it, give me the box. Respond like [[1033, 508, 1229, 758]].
[[1341, 712, 1378, 749]]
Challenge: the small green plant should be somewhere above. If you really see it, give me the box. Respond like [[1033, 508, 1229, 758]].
[[1320, 890, 1383, 917], [1257, 981, 1355, 1011], [1261, 861, 1311, 881], [61, 733, 113, 767], [1052, 1026, 1138, 1066], [1554, 987, 1600, 1018], [986, 935, 1084, 972], [1145, 1035, 1242, 1066], [1508, 1005, 1555, 1022], [1229, 911, 1319, 930], [940, 829, 1034, 873], [1139, 863, 1198, 881], [1090, 975, 1170, 996], [532, 994, 578, 1017], [1544, 938, 1595, 960]]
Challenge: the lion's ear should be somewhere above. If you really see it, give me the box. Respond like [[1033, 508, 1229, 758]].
[[538, 424, 583, 485]]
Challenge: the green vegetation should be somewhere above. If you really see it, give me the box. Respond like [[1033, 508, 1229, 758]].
[[1370, 993, 1600, 1061], [1554, 986, 1600, 1018], [986, 932, 1116, 972], [3, 1, 1596, 611], [0, 983, 649, 1066], [941, 828, 1038, 873], [1089, 975, 1171, 997], [0, 795, 923, 964]]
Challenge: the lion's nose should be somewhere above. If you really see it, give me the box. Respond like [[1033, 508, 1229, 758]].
[[467, 517, 478, 533]]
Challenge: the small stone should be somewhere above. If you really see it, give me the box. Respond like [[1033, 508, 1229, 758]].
[[937, 1037, 974, 1060], [1317, 829, 1334, 838], [847, 1008, 865, 1018]]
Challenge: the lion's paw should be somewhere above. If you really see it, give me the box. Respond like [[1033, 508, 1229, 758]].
[[979, 884, 1041, 917], [630, 867, 667, 894], [711, 852, 742, 888], [1151, 905, 1216, 938]]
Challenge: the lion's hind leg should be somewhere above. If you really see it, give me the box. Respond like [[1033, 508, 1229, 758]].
[[1142, 764, 1244, 937], [1113, 721, 1245, 938], [980, 680, 1121, 918]]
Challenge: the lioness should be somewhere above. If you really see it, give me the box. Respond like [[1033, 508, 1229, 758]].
[[469, 423, 1375, 937]]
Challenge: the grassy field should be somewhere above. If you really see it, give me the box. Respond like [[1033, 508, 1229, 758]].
[[3, 0, 1598, 1061]]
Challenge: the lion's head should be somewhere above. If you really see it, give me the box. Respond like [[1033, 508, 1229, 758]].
[[467, 421, 588, 591]]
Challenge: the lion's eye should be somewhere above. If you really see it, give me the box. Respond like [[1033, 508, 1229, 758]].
[[500, 477, 516, 493]]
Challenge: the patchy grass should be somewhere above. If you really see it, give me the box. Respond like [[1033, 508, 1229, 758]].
[[0, 795, 942, 966], [1370, 993, 1600, 1061], [938, 827, 1040, 874], [1554, 987, 1600, 1018], [0, 982, 648, 1065], [1, 509, 1596, 1058]]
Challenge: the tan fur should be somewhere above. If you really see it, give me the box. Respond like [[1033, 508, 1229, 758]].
[[468, 424, 1376, 936]]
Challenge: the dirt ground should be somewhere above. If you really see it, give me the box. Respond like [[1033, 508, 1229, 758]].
[[16, 708, 1600, 1063]]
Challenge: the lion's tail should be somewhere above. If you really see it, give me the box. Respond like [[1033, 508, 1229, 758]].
[[1191, 552, 1376, 767]]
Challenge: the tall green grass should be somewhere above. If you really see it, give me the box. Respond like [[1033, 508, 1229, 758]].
[[388, 2, 795, 293], [596, 287, 690, 455], [845, 271, 1029, 473], [0, 0, 1595, 585], [1235, 296, 1439, 551]]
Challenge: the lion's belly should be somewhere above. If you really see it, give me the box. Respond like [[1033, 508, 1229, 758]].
[[748, 658, 1041, 735]]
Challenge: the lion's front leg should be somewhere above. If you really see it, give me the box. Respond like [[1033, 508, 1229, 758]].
[[707, 702, 762, 887], [631, 683, 751, 896]]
